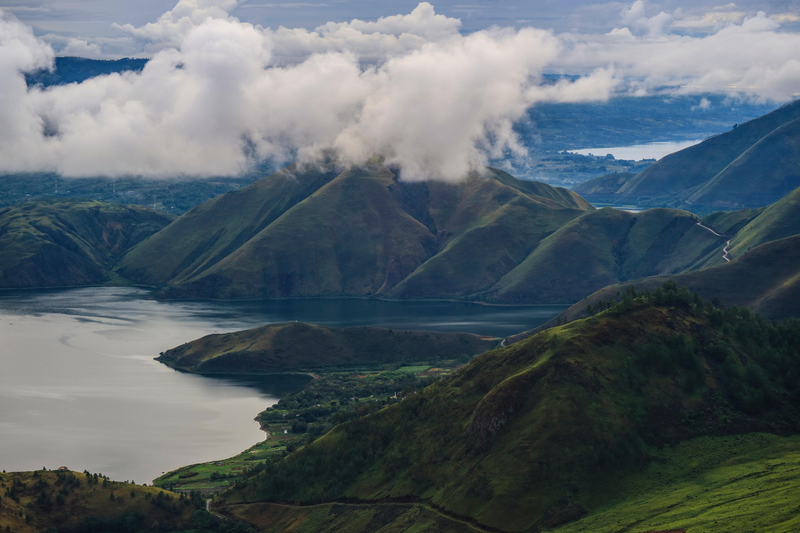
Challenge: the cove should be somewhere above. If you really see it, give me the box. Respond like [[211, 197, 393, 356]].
[[0, 287, 567, 484]]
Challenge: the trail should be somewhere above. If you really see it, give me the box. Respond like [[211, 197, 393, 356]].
[[695, 223, 731, 262]]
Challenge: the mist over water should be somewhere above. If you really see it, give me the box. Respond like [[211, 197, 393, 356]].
[[0, 287, 565, 483]]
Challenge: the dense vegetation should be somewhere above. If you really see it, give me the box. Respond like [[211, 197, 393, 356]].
[[0, 470, 196, 533], [158, 322, 497, 374], [218, 283, 800, 531]]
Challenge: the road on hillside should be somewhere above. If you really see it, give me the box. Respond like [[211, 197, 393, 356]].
[[696, 223, 731, 262]]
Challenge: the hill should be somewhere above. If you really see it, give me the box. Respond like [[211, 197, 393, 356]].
[[118, 163, 592, 300], [0, 199, 174, 288], [483, 207, 726, 304], [0, 469, 196, 533], [533, 234, 800, 338], [726, 184, 800, 257], [574, 100, 800, 212], [214, 286, 800, 532], [158, 322, 499, 374]]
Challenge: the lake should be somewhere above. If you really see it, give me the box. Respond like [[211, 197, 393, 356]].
[[570, 139, 702, 161], [0, 287, 567, 484]]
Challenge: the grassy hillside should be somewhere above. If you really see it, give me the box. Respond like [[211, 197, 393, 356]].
[[540, 234, 800, 335], [216, 285, 800, 532], [158, 322, 498, 374], [0, 200, 174, 288], [117, 162, 341, 286], [618, 100, 800, 200], [727, 184, 800, 257], [687, 116, 800, 209], [573, 100, 800, 212], [0, 470, 196, 533], [484, 207, 725, 303], [553, 432, 800, 533], [120, 163, 592, 300], [571, 172, 635, 196]]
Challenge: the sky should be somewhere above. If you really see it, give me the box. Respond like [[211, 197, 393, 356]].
[[0, 0, 799, 180]]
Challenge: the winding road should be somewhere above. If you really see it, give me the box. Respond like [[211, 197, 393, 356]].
[[696, 223, 731, 262]]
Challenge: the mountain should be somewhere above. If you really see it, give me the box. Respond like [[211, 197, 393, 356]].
[[216, 287, 800, 532], [483, 207, 726, 304], [574, 100, 800, 212], [0, 199, 174, 288], [158, 322, 498, 374], [536, 234, 800, 337], [727, 183, 800, 257], [118, 163, 593, 300]]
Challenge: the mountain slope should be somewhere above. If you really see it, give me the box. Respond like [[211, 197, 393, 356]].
[[543, 234, 800, 332], [727, 184, 800, 257], [119, 163, 592, 300], [619, 100, 800, 199], [0, 199, 174, 288], [484, 207, 725, 303], [218, 288, 800, 532], [686, 116, 800, 208], [575, 100, 800, 212], [157, 322, 498, 374], [117, 162, 341, 285]]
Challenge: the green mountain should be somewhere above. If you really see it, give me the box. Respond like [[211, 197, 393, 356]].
[[0, 199, 174, 288], [215, 287, 800, 532], [158, 322, 498, 374], [574, 100, 800, 212], [727, 183, 800, 257], [483, 207, 726, 304], [541, 234, 800, 336], [118, 163, 592, 300]]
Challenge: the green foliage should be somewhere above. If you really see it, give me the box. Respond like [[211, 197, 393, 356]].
[[219, 284, 800, 532]]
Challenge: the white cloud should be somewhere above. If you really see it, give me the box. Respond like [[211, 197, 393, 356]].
[[1, 1, 799, 181]]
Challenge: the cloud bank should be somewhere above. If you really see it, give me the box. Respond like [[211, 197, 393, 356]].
[[0, 1, 799, 180]]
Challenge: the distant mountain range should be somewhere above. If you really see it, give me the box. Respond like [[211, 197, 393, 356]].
[[574, 99, 800, 212]]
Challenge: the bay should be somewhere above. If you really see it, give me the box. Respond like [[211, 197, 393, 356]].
[[0, 287, 566, 484], [569, 139, 702, 161]]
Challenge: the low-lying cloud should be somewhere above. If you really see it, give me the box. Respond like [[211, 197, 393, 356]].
[[1, 0, 799, 180]]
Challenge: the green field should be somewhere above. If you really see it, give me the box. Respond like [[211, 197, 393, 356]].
[[556, 433, 800, 533]]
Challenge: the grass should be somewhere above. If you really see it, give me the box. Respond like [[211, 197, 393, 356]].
[[554, 433, 800, 533], [728, 184, 800, 258]]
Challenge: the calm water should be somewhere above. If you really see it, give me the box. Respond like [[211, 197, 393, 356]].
[[570, 139, 701, 161], [0, 287, 566, 483]]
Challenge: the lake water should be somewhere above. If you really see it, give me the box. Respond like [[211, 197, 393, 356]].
[[570, 139, 702, 161], [0, 287, 566, 484]]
